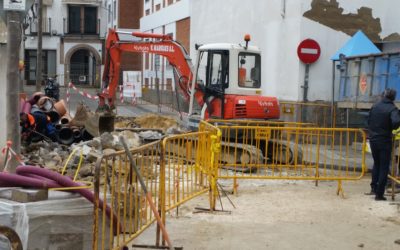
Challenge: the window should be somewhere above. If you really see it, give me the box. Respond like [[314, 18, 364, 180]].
[[238, 52, 261, 88], [145, 9, 150, 15], [84, 7, 97, 34], [196, 50, 229, 89], [68, 5, 98, 35], [108, 4, 111, 23], [25, 50, 57, 84], [68, 6, 80, 33], [113, 1, 116, 22], [168, 0, 173, 5], [155, 4, 160, 11]]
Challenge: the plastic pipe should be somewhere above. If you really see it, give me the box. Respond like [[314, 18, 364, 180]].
[[22, 102, 32, 114], [60, 114, 71, 125], [16, 166, 120, 232], [57, 127, 74, 145]]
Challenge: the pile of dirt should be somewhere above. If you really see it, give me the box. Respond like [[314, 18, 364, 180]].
[[114, 116, 137, 128], [133, 114, 179, 132]]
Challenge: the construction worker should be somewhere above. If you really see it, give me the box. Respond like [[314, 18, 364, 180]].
[[367, 88, 400, 201], [20, 112, 57, 144]]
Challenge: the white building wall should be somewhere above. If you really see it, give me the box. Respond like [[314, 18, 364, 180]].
[[190, 0, 400, 102], [140, 0, 189, 32], [0, 45, 6, 148]]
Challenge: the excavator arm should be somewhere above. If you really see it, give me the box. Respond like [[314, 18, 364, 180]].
[[99, 28, 204, 111]]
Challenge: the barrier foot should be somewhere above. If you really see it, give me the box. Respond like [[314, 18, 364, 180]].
[[131, 244, 183, 249], [193, 207, 231, 214], [336, 180, 345, 198]]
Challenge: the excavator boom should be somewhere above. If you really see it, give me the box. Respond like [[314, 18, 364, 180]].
[[100, 29, 204, 110]]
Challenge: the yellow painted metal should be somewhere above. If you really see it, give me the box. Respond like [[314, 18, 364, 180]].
[[92, 119, 366, 249], [50, 147, 92, 191], [389, 138, 400, 200], [199, 121, 366, 196], [93, 130, 215, 250], [279, 101, 335, 127]]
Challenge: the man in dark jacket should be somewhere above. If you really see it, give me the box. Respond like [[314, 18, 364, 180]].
[[367, 88, 400, 200]]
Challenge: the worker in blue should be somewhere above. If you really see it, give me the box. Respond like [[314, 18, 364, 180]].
[[20, 112, 57, 145], [367, 88, 400, 200]]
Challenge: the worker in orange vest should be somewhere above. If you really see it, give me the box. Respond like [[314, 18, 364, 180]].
[[20, 112, 57, 144]]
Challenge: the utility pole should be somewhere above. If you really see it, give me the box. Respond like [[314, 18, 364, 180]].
[[35, 0, 43, 92], [6, 11, 22, 172]]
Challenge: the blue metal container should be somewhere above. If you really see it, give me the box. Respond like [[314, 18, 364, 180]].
[[338, 52, 400, 102]]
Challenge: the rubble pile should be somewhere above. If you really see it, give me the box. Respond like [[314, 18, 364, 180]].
[[21, 112, 188, 183]]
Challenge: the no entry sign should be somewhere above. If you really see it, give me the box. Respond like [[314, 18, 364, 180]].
[[297, 39, 321, 64]]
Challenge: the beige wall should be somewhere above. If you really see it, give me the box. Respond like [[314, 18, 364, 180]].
[[0, 44, 7, 147]]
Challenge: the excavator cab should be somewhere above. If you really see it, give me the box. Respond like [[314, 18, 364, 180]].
[[191, 36, 279, 120]]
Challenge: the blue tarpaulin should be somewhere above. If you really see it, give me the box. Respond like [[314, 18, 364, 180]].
[[331, 30, 381, 61]]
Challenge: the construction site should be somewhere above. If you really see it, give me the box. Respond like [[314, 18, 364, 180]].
[[0, 0, 400, 249]]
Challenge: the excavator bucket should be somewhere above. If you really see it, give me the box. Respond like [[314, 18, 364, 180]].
[[84, 113, 115, 137]]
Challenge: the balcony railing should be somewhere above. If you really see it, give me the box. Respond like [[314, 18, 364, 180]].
[[29, 18, 52, 35], [62, 0, 101, 4], [63, 18, 100, 36]]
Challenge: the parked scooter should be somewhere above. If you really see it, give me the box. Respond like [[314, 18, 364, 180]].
[[44, 75, 60, 101]]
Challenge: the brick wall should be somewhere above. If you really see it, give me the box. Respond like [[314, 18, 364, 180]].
[[119, 0, 143, 72], [176, 17, 190, 54], [119, 0, 142, 28]]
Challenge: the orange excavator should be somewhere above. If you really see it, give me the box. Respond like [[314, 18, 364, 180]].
[[98, 29, 280, 124], [92, 29, 294, 165]]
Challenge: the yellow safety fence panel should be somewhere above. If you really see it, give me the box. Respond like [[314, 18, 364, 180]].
[[389, 134, 400, 200], [279, 101, 335, 127], [92, 141, 162, 250], [92, 130, 216, 250], [161, 130, 217, 215], [199, 120, 366, 202]]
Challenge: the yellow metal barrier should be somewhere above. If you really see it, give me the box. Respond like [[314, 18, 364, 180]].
[[161, 131, 213, 213], [389, 138, 400, 200], [93, 141, 162, 250], [280, 101, 335, 127], [92, 130, 215, 249], [200, 121, 366, 199]]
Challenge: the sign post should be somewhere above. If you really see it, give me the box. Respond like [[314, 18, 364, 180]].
[[297, 38, 321, 126], [297, 39, 321, 102]]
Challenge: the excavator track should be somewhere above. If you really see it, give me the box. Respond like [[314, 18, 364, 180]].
[[218, 139, 303, 172]]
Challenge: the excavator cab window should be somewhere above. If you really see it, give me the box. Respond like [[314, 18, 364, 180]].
[[196, 50, 229, 90], [238, 52, 261, 88]]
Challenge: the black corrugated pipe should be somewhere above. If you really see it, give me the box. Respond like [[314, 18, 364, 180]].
[[57, 127, 74, 145], [72, 127, 82, 143], [46, 110, 60, 123], [81, 128, 94, 141], [55, 124, 63, 130]]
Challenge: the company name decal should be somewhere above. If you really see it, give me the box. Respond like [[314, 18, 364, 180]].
[[150, 45, 175, 52], [132, 45, 175, 53], [258, 101, 275, 107]]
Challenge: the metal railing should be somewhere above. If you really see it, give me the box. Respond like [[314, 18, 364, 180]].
[[389, 138, 400, 200], [92, 120, 367, 248], [92, 130, 214, 249], [63, 18, 100, 35], [280, 101, 336, 127], [200, 120, 366, 203], [29, 18, 52, 35]]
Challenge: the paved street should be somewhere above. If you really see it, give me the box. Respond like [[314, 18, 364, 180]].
[[23, 84, 180, 118]]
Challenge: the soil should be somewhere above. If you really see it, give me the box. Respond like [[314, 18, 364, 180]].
[[132, 176, 400, 250], [133, 114, 179, 132]]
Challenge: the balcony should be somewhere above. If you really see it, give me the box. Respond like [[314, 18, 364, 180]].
[[29, 18, 53, 36], [62, 0, 101, 4], [63, 18, 100, 37]]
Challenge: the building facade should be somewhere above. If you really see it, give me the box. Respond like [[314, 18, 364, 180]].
[[140, 0, 400, 103], [24, 0, 108, 87], [140, 0, 189, 91]]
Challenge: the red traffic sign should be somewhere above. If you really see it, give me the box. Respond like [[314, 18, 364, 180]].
[[297, 39, 321, 64]]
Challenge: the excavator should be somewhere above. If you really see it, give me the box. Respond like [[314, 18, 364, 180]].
[[93, 29, 296, 166]]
